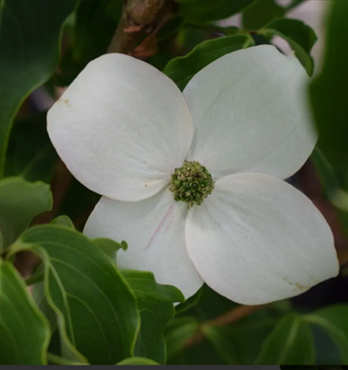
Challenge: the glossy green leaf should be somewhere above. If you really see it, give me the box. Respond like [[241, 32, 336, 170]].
[[54, 49, 82, 87], [175, 285, 203, 316], [311, 147, 342, 199], [46, 352, 85, 365], [184, 284, 239, 321], [242, 0, 285, 30], [0, 0, 77, 176], [32, 271, 57, 335], [304, 305, 348, 364], [226, 313, 283, 364], [93, 237, 127, 262], [176, 0, 256, 24], [122, 270, 184, 364], [104, 0, 123, 22], [165, 316, 199, 360], [5, 113, 58, 182], [308, 0, 348, 189], [260, 18, 317, 75], [311, 325, 343, 365], [55, 0, 121, 86], [167, 301, 288, 365], [0, 177, 52, 253], [117, 357, 160, 365], [255, 315, 315, 365], [167, 335, 226, 365], [157, 16, 186, 41], [201, 304, 289, 365], [194, 24, 240, 36], [0, 260, 50, 364], [203, 325, 242, 364], [284, 0, 308, 11], [9, 225, 140, 364], [73, 0, 118, 63], [194, 297, 289, 364], [163, 34, 254, 90], [50, 216, 75, 229], [310, 148, 348, 234]]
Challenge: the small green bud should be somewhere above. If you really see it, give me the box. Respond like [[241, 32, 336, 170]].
[[169, 161, 214, 208]]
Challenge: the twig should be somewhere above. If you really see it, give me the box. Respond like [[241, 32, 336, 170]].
[[209, 303, 266, 327], [107, 0, 169, 54], [184, 304, 266, 348]]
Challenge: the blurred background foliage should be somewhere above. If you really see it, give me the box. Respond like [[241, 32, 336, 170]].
[[0, 0, 347, 365]]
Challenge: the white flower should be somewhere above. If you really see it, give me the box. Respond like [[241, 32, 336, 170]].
[[47, 45, 339, 305]]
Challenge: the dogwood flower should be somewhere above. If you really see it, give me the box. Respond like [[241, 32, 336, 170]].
[[47, 45, 339, 305]]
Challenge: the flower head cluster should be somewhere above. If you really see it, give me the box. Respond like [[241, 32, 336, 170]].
[[47, 45, 339, 305], [169, 161, 214, 208]]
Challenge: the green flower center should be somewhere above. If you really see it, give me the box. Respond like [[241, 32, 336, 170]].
[[169, 161, 214, 208]]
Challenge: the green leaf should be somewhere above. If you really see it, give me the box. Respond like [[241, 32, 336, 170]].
[[203, 325, 242, 364], [0, 260, 50, 364], [32, 271, 57, 334], [311, 325, 342, 365], [104, 0, 123, 22], [51, 216, 75, 229], [175, 285, 203, 316], [255, 314, 315, 365], [242, 0, 285, 30], [163, 34, 254, 90], [225, 312, 283, 364], [157, 16, 186, 41], [122, 270, 184, 364], [117, 357, 160, 365], [46, 352, 85, 365], [284, 0, 308, 12], [308, 0, 348, 189], [186, 284, 238, 322], [0, 177, 52, 253], [260, 18, 317, 75], [167, 335, 226, 365], [9, 225, 140, 364], [0, 0, 77, 176], [194, 299, 289, 364], [73, 0, 118, 63], [5, 113, 58, 182], [304, 304, 348, 364], [176, 0, 256, 24], [167, 302, 288, 365], [93, 237, 127, 262], [55, 0, 121, 86], [310, 148, 348, 233], [165, 316, 199, 360], [311, 147, 342, 198]]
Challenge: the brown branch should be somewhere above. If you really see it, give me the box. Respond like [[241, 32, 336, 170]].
[[209, 303, 266, 327], [184, 304, 266, 348], [107, 0, 170, 55]]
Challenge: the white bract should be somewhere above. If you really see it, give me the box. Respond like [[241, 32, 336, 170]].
[[47, 45, 339, 305]]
